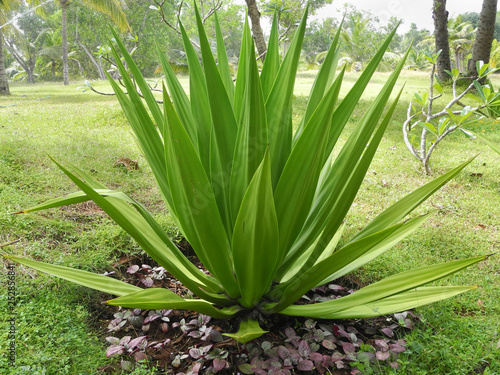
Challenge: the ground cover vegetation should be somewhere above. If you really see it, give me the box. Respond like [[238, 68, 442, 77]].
[[1, 4, 500, 375], [1, 72, 500, 374]]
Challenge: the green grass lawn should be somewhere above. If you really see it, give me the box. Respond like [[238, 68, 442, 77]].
[[1, 71, 500, 374]]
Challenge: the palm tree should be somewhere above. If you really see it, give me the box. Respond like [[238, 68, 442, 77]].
[[433, 0, 452, 81], [58, 0, 129, 85], [468, 0, 498, 77], [447, 16, 476, 73], [3, 24, 51, 83], [0, 0, 15, 95]]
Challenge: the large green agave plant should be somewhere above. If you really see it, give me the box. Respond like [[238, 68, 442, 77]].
[[5, 5, 487, 342]]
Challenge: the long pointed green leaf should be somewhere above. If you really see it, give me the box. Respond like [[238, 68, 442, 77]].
[[260, 13, 280, 100], [267, 256, 485, 315], [232, 151, 279, 308], [288, 86, 405, 274], [234, 16, 251, 126], [109, 28, 164, 136], [280, 286, 477, 319], [48, 159, 228, 303], [266, 4, 309, 187], [279, 68, 406, 276], [270, 213, 431, 309], [470, 130, 500, 155], [179, 20, 212, 174], [107, 288, 239, 319], [194, 4, 238, 233], [106, 72, 173, 211], [5, 255, 141, 297], [323, 27, 401, 162], [230, 19, 268, 223], [295, 18, 343, 139], [274, 69, 343, 257], [163, 89, 240, 299], [352, 156, 476, 242], [158, 46, 198, 150], [214, 11, 234, 104]]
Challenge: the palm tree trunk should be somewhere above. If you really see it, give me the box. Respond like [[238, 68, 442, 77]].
[[0, 28, 10, 95], [468, 0, 498, 77], [245, 0, 267, 60], [433, 0, 452, 81], [61, 0, 69, 85]]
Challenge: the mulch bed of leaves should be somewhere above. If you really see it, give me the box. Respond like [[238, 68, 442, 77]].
[[92, 247, 420, 375]]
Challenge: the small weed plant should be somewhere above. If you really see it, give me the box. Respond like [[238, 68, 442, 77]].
[[403, 50, 500, 174]]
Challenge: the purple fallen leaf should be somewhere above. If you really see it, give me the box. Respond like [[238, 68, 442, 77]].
[[341, 341, 356, 354], [128, 335, 147, 349], [322, 339, 337, 350], [106, 345, 124, 357], [277, 346, 290, 360], [376, 351, 391, 361], [389, 343, 406, 353], [141, 277, 154, 287], [188, 331, 202, 339], [331, 351, 345, 362], [144, 314, 160, 324], [357, 352, 376, 362], [297, 359, 314, 371], [134, 351, 148, 362], [105, 337, 120, 345], [208, 329, 223, 343], [298, 340, 311, 358], [119, 336, 131, 345], [284, 327, 298, 340], [328, 284, 345, 291], [374, 339, 389, 351], [191, 362, 202, 374], [189, 348, 204, 359], [381, 327, 394, 338], [261, 341, 272, 351], [390, 361, 399, 369], [212, 358, 227, 372], [127, 265, 140, 274], [161, 323, 169, 333], [310, 352, 323, 361]]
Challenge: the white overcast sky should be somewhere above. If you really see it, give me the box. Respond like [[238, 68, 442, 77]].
[[315, 0, 481, 32]]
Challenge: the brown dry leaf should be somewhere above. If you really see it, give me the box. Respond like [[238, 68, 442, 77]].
[[473, 224, 486, 230], [477, 299, 485, 310]]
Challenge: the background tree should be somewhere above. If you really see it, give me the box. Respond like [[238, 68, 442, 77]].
[[3, 9, 49, 83], [468, 0, 498, 77], [0, 0, 16, 94], [245, 0, 266, 58], [462, 10, 500, 46], [447, 16, 475, 73], [57, 0, 129, 85], [433, 0, 452, 81]]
